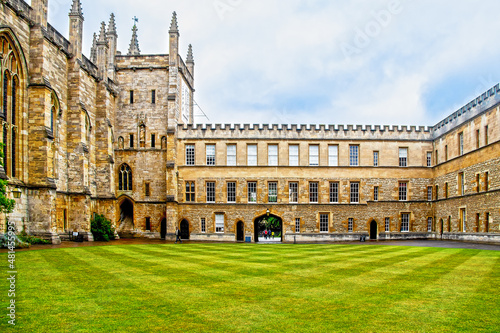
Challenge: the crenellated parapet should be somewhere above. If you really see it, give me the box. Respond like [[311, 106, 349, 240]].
[[115, 54, 170, 70], [44, 23, 72, 57], [4, 0, 32, 23], [432, 84, 500, 139], [79, 54, 99, 80], [178, 123, 433, 141]]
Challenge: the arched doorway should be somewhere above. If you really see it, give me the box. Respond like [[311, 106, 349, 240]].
[[118, 198, 134, 238], [180, 219, 190, 240], [236, 221, 244, 242], [370, 220, 378, 240], [254, 214, 283, 243], [160, 218, 167, 240]]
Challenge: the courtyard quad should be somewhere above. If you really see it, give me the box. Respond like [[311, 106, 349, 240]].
[[1, 243, 498, 332]]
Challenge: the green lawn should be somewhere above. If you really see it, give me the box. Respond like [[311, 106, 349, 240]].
[[1, 244, 499, 332]]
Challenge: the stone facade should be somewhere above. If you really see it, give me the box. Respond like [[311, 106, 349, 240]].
[[0, 0, 498, 244]]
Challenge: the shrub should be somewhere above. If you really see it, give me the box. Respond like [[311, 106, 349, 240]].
[[18, 231, 50, 245], [0, 233, 30, 248], [91, 214, 116, 242]]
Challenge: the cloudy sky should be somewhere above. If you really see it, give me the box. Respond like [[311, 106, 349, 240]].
[[41, 0, 500, 126]]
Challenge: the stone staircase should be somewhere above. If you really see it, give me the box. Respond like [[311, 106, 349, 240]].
[[117, 216, 135, 239]]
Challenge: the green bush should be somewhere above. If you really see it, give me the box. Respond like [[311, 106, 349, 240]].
[[91, 214, 116, 242], [0, 233, 30, 248], [18, 231, 50, 245]]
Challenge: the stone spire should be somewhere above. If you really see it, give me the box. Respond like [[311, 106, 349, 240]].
[[90, 33, 97, 63], [68, 0, 84, 59], [107, 13, 117, 36], [69, 0, 83, 18], [169, 12, 179, 34], [186, 44, 194, 63], [96, 22, 109, 78], [107, 13, 118, 81], [186, 44, 195, 77], [128, 21, 141, 56], [98, 22, 107, 44]]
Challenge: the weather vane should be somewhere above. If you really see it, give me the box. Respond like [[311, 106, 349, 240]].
[[132, 16, 139, 25]]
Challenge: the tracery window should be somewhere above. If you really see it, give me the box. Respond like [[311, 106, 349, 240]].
[[1, 34, 23, 178], [119, 164, 133, 191]]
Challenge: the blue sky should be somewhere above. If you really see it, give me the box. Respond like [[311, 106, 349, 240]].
[[41, 0, 500, 126]]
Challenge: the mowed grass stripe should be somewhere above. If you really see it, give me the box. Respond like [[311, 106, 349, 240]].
[[91, 246, 248, 286], [5, 250, 101, 331], [292, 247, 453, 300], [315, 249, 482, 332], [109, 244, 400, 283], [13, 249, 144, 332], [41, 248, 193, 332], [408, 251, 500, 332], [1, 244, 498, 333], [255, 248, 461, 331], [56, 247, 223, 332]]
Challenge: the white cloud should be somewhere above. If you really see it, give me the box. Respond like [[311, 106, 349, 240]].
[[44, 0, 500, 126]]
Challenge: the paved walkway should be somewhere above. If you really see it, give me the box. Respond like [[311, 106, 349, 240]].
[[258, 236, 282, 243], [1, 238, 499, 252]]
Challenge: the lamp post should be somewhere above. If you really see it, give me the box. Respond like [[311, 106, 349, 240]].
[[266, 208, 270, 217]]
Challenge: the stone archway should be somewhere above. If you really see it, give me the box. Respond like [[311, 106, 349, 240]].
[[118, 198, 134, 238], [236, 221, 245, 242], [370, 220, 378, 240], [180, 219, 190, 240], [254, 214, 283, 243]]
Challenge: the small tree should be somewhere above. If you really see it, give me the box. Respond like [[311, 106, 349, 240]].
[[91, 214, 116, 242]]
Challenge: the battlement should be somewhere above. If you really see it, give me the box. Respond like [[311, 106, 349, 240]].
[[179, 83, 500, 141], [44, 23, 71, 57], [432, 84, 500, 138], [80, 54, 99, 80], [178, 123, 433, 141], [4, 0, 31, 19], [115, 54, 170, 70]]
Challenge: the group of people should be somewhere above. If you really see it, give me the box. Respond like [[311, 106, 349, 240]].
[[262, 230, 275, 239]]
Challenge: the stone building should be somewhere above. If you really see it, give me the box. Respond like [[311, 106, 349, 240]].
[[0, 0, 498, 244]]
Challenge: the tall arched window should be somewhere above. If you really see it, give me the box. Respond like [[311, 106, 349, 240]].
[[119, 164, 132, 191], [2, 71, 7, 119], [1, 33, 24, 179], [11, 76, 16, 177], [50, 106, 55, 134], [2, 71, 9, 174]]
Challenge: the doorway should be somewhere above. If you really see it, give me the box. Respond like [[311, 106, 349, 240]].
[[180, 219, 190, 240], [370, 220, 378, 240], [237, 221, 244, 242], [160, 218, 167, 240], [118, 199, 134, 238], [254, 214, 283, 243]]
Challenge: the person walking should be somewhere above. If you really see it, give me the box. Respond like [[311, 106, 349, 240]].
[[175, 227, 182, 243]]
